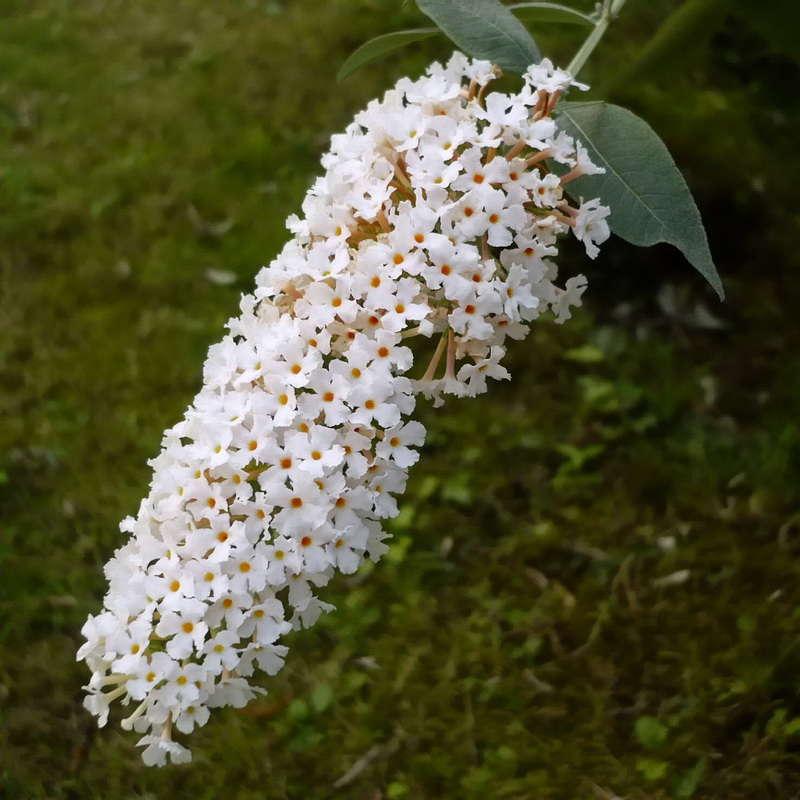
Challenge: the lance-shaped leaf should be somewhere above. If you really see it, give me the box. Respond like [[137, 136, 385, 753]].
[[558, 101, 724, 299], [337, 28, 440, 82], [509, 2, 594, 27], [417, 0, 540, 74]]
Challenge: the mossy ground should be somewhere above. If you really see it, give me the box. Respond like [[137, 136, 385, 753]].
[[2, 1, 800, 798]]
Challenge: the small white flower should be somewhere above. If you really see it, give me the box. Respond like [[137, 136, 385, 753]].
[[376, 421, 426, 468], [174, 703, 210, 735], [138, 733, 192, 767], [155, 605, 208, 660], [573, 198, 611, 259], [201, 630, 242, 673]]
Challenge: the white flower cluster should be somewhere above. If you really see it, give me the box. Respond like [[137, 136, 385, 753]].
[[78, 54, 610, 765]]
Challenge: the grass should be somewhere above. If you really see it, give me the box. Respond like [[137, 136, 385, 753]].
[[2, 0, 800, 797]]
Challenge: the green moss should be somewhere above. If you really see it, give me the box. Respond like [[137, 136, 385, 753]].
[[2, 1, 800, 797]]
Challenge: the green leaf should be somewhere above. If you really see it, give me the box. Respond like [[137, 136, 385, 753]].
[[636, 758, 669, 781], [310, 682, 334, 713], [635, 715, 669, 749], [337, 28, 440, 82], [509, 2, 594, 27], [558, 101, 724, 299], [287, 698, 309, 721], [416, 0, 540, 74], [675, 758, 707, 798], [563, 344, 605, 363]]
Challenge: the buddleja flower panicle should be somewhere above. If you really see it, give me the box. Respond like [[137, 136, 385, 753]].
[[78, 53, 610, 766]]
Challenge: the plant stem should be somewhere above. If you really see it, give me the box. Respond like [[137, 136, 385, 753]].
[[567, 0, 628, 78], [420, 330, 448, 382]]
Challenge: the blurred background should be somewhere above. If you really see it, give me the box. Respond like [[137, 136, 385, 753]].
[[1, 1, 799, 797]]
